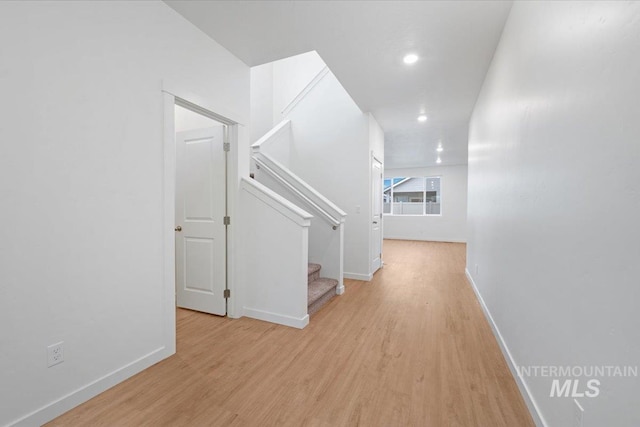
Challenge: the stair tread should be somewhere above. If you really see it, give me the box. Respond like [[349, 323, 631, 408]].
[[308, 277, 338, 305], [308, 263, 321, 275]]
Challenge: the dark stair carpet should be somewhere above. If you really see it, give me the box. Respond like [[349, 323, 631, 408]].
[[307, 263, 338, 315]]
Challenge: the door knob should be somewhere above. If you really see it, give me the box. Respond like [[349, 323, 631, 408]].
[[373, 221, 378, 224], [175, 226, 182, 232]]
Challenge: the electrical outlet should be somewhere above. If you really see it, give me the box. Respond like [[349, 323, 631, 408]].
[[47, 342, 64, 367], [573, 399, 584, 427]]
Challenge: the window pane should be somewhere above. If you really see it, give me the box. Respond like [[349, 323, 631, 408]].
[[383, 178, 392, 213], [383, 176, 441, 215], [389, 177, 424, 215]]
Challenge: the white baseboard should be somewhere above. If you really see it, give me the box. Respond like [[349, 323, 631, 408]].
[[464, 269, 548, 427], [343, 272, 373, 281], [10, 346, 171, 427], [243, 307, 309, 329], [384, 236, 466, 243]]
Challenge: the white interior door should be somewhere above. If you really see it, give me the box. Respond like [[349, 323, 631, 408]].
[[175, 126, 226, 315], [372, 157, 383, 273]]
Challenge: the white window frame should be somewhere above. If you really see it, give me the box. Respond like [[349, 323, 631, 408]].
[[383, 176, 442, 217]]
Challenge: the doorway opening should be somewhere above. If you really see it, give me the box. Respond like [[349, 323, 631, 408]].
[[162, 91, 240, 357], [371, 155, 383, 274], [174, 103, 228, 316]]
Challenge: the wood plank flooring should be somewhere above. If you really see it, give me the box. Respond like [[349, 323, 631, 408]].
[[47, 240, 534, 426]]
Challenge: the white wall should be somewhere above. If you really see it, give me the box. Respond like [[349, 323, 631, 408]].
[[252, 53, 382, 280], [250, 62, 274, 143], [384, 165, 467, 243], [272, 51, 326, 123], [0, 2, 249, 425], [468, 2, 640, 426], [285, 71, 375, 280], [368, 113, 385, 162], [250, 51, 326, 144], [238, 179, 311, 329]]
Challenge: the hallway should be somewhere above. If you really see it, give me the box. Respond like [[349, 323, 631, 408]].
[[48, 240, 533, 426]]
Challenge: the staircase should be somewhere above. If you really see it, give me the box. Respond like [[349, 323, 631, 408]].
[[248, 119, 346, 328], [308, 263, 338, 315]]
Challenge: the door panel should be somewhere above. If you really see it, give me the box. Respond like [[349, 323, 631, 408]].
[[176, 126, 226, 315], [372, 158, 383, 273], [184, 137, 216, 220], [184, 238, 215, 293]]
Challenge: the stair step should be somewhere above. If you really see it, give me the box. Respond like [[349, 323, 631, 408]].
[[308, 263, 321, 276], [308, 277, 338, 315], [308, 263, 321, 284]]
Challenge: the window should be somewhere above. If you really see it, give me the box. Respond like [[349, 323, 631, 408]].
[[383, 176, 441, 215]]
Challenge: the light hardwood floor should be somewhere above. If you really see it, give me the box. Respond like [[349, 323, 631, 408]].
[[48, 240, 534, 426]]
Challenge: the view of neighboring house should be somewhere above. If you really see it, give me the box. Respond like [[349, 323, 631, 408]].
[[383, 177, 441, 215]]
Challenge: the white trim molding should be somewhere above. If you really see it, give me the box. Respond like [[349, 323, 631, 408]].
[[384, 236, 467, 243], [8, 347, 169, 427], [243, 308, 309, 330], [162, 79, 247, 126], [162, 92, 178, 356], [344, 272, 373, 282], [465, 269, 548, 427]]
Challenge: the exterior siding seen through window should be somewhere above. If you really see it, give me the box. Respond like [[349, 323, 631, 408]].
[[383, 177, 441, 215]]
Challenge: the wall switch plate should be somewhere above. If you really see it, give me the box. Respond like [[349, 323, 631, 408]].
[[47, 342, 64, 367], [475, 264, 479, 275], [573, 399, 584, 427], [355, 205, 361, 214]]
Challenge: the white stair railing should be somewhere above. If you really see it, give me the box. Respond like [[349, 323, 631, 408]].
[[251, 120, 346, 295], [253, 153, 342, 229]]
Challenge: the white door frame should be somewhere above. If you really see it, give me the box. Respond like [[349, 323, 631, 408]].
[[370, 153, 384, 275], [162, 88, 240, 355]]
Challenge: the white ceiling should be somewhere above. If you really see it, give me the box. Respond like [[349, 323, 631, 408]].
[[165, 0, 512, 169]]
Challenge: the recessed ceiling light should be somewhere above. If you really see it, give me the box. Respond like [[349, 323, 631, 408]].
[[403, 54, 418, 64], [417, 115, 427, 122], [436, 157, 442, 164], [436, 146, 443, 152]]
